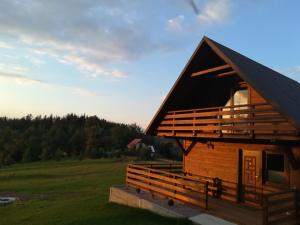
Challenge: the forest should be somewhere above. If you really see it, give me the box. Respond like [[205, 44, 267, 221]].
[[0, 114, 181, 166]]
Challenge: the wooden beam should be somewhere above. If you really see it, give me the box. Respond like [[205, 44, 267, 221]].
[[215, 70, 236, 78], [175, 138, 196, 155], [191, 64, 231, 77]]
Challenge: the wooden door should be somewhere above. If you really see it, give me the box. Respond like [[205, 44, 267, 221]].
[[242, 150, 262, 204], [244, 156, 257, 186]]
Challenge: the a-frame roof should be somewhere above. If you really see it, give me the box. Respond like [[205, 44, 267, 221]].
[[146, 36, 300, 135]]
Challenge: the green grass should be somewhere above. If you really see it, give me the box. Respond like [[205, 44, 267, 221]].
[[0, 159, 192, 225]]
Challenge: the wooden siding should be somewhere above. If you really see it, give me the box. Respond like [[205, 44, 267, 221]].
[[249, 87, 266, 105], [184, 141, 239, 182], [182, 141, 298, 202]]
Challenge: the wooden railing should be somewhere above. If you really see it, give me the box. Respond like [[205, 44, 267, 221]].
[[156, 103, 299, 140], [133, 162, 182, 173], [185, 172, 279, 206], [262, 189, 299, 225], [126, 163, 299, 224], [126, 163, 209, 209]]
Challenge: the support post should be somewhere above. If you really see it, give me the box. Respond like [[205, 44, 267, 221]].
[[294, 188, 298, 218], [205, 181, 209, 210], [262, 195, 268, 225]]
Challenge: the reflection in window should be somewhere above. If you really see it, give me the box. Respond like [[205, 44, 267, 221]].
[[222, 89, 249, 134], [233, 89, 249, 106]]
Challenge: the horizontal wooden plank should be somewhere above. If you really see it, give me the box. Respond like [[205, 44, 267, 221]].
[[191, 64, 231, 77], [127, 173, 205, 196], [268, 214, 297, 225], [267, 189, 296, 197], [128, 164, 205, 183], [126, 178, 205, 207], [157, 131, 300, 141], [268, 205, 295, 217], [127, 167, 205, 191], [215, 70, 236, 78], [164, 108, 277, 119], [157, 124, 295, 132], [268, 196, 295, 207], [160, 117, 287, 125], [168, 103, 268, 114]]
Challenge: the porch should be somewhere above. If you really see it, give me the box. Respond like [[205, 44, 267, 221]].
[[125, 163, 300, 225]]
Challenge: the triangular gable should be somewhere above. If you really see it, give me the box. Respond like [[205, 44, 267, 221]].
[[146, 36, 300, 135]]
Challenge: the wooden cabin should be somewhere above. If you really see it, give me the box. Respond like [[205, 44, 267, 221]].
[[125, 37, 300, 225]]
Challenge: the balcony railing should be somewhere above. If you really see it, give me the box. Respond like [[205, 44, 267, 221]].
[[156, 103, 299, 140]]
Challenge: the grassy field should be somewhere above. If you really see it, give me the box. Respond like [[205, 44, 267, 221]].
[[0, 159, 192, 225]]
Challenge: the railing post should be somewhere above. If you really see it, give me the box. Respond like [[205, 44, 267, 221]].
[[205, 181, 209, 210], [148, 167, 151, 188], [172, 112, 175, 136], [125, 164, 129, 188], [218, 108, 222, 136], [250, 105, 255, 138], [294, 188, 298, 218], [262, 195, 268, 225]]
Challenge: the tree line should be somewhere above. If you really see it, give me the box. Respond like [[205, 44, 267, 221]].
[[0, 114, 181, 166]]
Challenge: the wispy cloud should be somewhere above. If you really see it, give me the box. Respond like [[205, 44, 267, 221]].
[[282, 65, 300, 75], [0, 63, 28, 74], [197, 0, 231, 25], [0, 41, 13, 49], [111, 69, 127, 78], [166, 0, 232, 34], [71, 87, 97, 97], [0, 71, 42, 86], [0, 62, 98, 97], [166, 15, 185, 32]]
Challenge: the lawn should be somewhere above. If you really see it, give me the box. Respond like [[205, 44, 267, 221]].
[[0, 159, 192, 225]]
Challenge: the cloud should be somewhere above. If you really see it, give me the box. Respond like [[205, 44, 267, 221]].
[[283, 65, 300, 75], [0, 62, 97, 96], [0, 0, 158, 79], [111, 69, 127, 78], [71, 87, 97, 97], [165, 0, 231, 35], [166, 15, 185, 32], [0, 0, 236, 75], [0, 71, 42, 85], [197, 0, 231, 25], [0, 63, 28, 75], [0, 41, 13, 49]]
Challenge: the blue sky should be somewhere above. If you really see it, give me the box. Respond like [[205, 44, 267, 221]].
[[0, 0, 300, 128]]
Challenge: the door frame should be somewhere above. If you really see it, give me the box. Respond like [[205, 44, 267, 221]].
[[238, 149, 262, 203]]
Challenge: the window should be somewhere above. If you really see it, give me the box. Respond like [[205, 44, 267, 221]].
[[224, 88, 249, 108], [222, 89, 249, 134], [233, 89, 249, 106], [265, 153, 285, 184]]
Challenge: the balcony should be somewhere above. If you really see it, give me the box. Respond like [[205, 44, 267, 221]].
[[156, 103, 299, 141]]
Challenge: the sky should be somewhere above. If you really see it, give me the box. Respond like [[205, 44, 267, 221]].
[[0, 0, 300, 128]]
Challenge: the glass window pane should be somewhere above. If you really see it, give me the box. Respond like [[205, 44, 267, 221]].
[[233, 89, 248, 106]]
